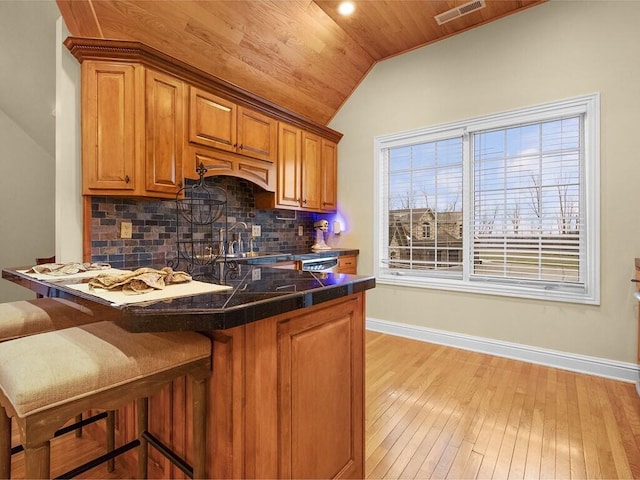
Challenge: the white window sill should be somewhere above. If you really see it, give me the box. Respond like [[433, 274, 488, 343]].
[[376, 274, 599, 305]]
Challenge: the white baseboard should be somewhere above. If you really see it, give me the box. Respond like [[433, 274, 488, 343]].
[[366, 317, 640, 385]]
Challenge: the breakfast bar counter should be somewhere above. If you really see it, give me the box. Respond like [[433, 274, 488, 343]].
[[2, 265, 375, 479], [2, 265, 374, 333]]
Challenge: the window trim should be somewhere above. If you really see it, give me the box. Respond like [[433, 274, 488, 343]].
[[373, 93, 600, 305]]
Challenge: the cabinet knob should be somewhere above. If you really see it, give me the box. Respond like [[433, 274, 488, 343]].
[[302, 199, 307, 205], [125, 175, 130, 184], [238, 144, 244, 150]]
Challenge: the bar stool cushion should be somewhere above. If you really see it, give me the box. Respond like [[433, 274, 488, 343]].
[[0, 299, 98, 341], [0, 322, 211, 417]]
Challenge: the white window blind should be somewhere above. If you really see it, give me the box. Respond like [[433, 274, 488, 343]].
[[375, 94, 599, 304], [386, 137, 463, 276], [471, 116, 583, 287]]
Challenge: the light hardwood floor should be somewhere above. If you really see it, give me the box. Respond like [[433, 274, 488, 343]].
[[365, 331, 640, 479], [10, 330, 640, 479]]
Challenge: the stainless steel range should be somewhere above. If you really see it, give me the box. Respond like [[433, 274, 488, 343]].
[[300, 256, 339, 273]]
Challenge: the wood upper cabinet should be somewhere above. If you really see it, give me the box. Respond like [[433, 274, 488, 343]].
[[82, 61, 140, 193], [321, 139, 338, 211], [186, 86, 277, 190], [145, 69, 184, 195], [188, 86, 277, 162], [256, 123, 337, 212], [81, 60, 184, 198], [277, 122, 303, 208], [237, 106, 278, 162], [188, 87, 237, 153], [301, 131, 322, 211], [68, 38, 342, 201]]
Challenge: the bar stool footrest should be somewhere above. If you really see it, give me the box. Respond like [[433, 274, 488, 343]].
[[54, 439, 140, 480], [10, 411, 109, 455], [142, 431, 193, 479]]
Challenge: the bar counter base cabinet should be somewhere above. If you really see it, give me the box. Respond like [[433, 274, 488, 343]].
[[99, 293, 364, 479]]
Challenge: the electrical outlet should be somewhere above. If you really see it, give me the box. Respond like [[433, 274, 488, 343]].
[[252, 225, 261, 237], [120, 221, 132, 239], [252, 268, 261, 282], [298, 225, 304, 236]]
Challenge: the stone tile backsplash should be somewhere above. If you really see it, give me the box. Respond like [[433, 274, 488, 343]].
[[91, 176, 318, 269]]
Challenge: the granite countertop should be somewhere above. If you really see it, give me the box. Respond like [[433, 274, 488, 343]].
[[232, 248, 359, 264], [2, 261, 374, 333], [120, 265, 373, 332]]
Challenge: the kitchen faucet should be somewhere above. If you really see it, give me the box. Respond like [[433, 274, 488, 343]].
[[228, 221, 248, 231], [221, 222, 248, 254]]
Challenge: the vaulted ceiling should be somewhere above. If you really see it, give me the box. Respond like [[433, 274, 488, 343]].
[[56, 0, 544, 126]]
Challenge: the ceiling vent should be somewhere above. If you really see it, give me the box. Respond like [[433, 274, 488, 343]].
[[435, 0, 486, 25]]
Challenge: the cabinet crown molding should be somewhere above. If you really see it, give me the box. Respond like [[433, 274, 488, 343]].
[[64, 36, 343, 143]]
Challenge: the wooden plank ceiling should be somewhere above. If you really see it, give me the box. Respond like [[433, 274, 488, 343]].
[[56, 0, 544, 126]]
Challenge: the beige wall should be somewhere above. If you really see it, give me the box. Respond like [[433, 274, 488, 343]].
[[0, 1, 59, 302], [330, 0, 640, 364], [0, 109, 55, 302]]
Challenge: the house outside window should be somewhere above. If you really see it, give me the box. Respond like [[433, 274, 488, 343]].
[[375, 94, 600, 304], [422, 223, 431, 239]]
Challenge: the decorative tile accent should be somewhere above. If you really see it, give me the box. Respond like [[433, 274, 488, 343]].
[[91, 176, 322, 269]]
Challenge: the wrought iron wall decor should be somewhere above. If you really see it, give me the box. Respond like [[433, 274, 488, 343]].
[[169, 163, 238, 282]]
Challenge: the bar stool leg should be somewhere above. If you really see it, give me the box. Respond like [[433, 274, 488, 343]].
[[24, 441, 50, 479], [75, 413, 83, 438], [137, 398, 149, 479], [107, 410, 116, 472], [192, 376, 207, 480], [0, 407, 10, 480]]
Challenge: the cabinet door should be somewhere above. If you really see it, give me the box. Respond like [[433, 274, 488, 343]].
[[82, 61, 138, 192], [321, 139, 338, 212], [277, 295, 364, 479], [238, 107, 277, 162], [188, 87, 237, 153], [145, 70, 184, 196], [278, 123, 302, 208], [338, 255, 357, 274], [301, 131, 322, 211]]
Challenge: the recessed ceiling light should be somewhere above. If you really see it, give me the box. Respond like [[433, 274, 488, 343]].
[[338, 1, 355, 16]]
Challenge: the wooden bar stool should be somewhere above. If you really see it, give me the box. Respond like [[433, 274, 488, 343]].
[[0, 298, 113, 448], [0, 258, 119, 465], [0, 321, 212, 479], [0, 298, 101, 341]]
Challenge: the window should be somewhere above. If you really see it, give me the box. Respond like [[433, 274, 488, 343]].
[[375, 94, 599, 304], [422, 223, 431, 239]]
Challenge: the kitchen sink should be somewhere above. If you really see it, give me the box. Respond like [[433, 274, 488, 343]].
[[224, 252, 287, 259], [192, 252, 287, 263], [223, 252, 292, 266]]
